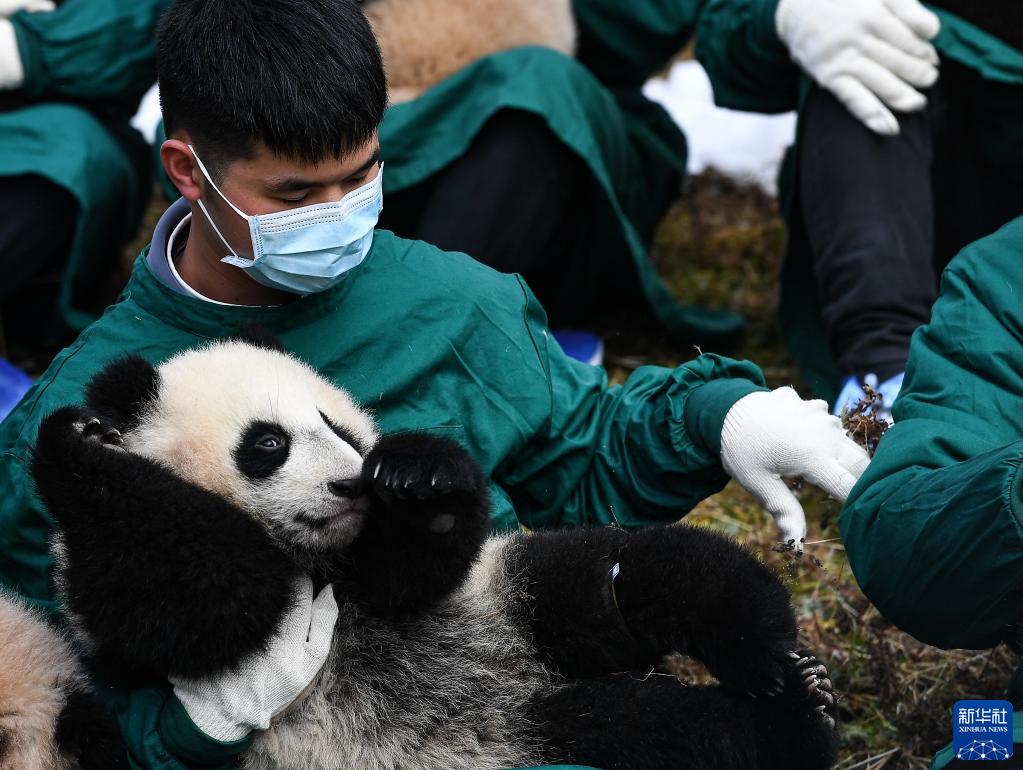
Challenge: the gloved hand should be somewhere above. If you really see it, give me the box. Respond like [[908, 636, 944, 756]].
[[0, 0, 54, 16], [720, 387, 870, 549], [170, 575, 338, 741], [0, 18, 24, 90], [776, 0, 941, 135]]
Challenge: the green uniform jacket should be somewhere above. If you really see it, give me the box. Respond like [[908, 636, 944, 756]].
[[696, 0, 1023, 400], [158, 0, 753, 340], [0, 219, 766, 768], [0, 0, 167, 331], [380, 0, 760, 339], [836, 218, 1023, 768]]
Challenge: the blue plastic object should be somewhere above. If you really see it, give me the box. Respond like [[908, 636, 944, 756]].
[[0, 358, 32, 422], [552, 330, 604, 367]]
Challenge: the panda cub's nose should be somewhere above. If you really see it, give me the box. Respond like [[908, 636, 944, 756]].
[[328, 478, 362, 498]]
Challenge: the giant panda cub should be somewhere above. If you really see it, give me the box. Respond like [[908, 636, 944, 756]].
[[361, 0, 576, 104], [0, 591, 121, 770], [32, 333, 839, 770]]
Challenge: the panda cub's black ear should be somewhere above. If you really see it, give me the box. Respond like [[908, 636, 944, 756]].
[[230, 324, 287, 353], [85, 356, 160, 431]]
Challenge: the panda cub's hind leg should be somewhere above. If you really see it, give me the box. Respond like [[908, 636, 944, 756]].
[[519, 524, 800, 696], [529, 656, 838, 770]]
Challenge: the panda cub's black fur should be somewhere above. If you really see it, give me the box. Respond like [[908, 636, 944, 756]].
[[32, 334, 839, 770]]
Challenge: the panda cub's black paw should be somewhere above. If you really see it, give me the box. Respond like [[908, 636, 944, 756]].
[[37, 406, 125, 459], [784, 650, 837, 729], [364, 433, 483, 502], [362, 432, 487, 534], [77, 415, 126, 450]]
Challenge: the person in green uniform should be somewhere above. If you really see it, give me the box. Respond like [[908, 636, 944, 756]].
[[840, 217, 1023, 768], [378, 0, 960, 349], [696, 0, 1023, 416], [0, 0, 871, 766], [155, 0, 948, 354], [0, 0, 169, 341]]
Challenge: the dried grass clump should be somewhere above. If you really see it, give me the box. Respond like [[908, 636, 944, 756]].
[[841, 385, 889, 458]]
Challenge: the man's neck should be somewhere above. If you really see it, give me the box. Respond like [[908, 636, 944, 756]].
[[176, 216, 293, 307]]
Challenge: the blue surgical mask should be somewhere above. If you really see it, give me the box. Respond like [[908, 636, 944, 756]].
[[189, 145, 383, 295]]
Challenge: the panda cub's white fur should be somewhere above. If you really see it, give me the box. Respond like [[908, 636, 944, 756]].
[[244, 537, 548, 770], [125, 342, 379, 557], [365, 0, 576, 103], [0, 593, 84, 770]]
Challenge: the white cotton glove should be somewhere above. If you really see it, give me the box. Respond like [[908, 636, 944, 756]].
[[170, 575, 338, 742], [0, 18, 24, 90], [720, 387, 870, 548], [0, 0, 54, 17], [776, 0, 941, 136]]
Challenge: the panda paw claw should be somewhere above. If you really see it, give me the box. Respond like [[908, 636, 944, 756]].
[[785, 650, 839, 728], [363, 433, 482, 506], [75, 414, 125, 450]]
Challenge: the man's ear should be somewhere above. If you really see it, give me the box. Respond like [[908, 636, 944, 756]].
[[84, 356, 160, 430], [161, 137, 202, 202]]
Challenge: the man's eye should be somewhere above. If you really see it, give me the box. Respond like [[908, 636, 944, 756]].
[[279, 194, 309, 204], [255, 434, 285, 452]]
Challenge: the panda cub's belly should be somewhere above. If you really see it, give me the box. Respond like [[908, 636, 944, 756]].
[[242, 536, 549, 770]]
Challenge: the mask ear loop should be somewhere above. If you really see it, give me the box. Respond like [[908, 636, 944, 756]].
[[187, 144, 256, 267]]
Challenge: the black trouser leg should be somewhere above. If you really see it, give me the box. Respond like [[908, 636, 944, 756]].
[[799, 86, 936, 381], [928, 60, 1023, 273], [381, 109, 640, 327], [800, 64, 1023, 381], [0, 174, 78, 301]]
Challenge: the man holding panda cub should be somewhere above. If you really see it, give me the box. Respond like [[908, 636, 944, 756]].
[[0, 0, 869, 765]]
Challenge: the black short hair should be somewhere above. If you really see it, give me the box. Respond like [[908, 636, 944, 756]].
[[157, 0, 386, 178]]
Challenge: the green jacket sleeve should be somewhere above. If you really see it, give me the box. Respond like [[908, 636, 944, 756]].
[[11, 0, 170, 107], [571, 0, 705, 88], [111, 685, 251, 770], [695, 0, 802, 113], [496, 280, 768, 530], [841, 217, 1023, 651]]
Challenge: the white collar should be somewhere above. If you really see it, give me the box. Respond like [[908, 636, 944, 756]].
[[165, 213, 245, 307]]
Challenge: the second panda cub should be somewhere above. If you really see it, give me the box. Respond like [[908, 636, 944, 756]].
[[32, 334, 839, 770]]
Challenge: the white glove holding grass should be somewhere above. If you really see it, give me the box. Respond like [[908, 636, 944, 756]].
[[776, 0, 941, 135], [171, 575, 338, 741], [0, 0, 54, 16], [721, 387, 870, 549]]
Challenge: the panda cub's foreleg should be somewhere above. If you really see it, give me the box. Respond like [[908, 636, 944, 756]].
[[345, 432, 491, 616], [517, 525, 799, 695], [32, 406, 300, 681]]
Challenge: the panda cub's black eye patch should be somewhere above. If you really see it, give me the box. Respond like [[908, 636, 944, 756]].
[[319, 410, 365, 455], [236, 421, 291, 480], [255, 434, 284, 452]]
